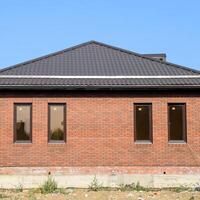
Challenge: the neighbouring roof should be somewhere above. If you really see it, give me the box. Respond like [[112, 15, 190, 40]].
[[0, 40, 200, 90]]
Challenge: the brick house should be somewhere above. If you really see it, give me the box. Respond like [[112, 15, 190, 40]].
[[0, 41, 200, 188]]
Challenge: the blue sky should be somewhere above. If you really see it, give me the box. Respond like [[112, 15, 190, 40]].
[[0, 0, 200, 70]]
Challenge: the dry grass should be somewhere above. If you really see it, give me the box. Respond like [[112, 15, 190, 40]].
[[0, 188, 199, 200]]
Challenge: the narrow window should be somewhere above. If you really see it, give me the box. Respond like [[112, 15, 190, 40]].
[[48, 104, 66, 142], [168, 103, 186, 142], [14, 104, 32, 142], [134, 104, 152, 142]]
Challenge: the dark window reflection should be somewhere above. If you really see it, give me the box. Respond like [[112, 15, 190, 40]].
[[135, 104, 152, 141], [15, 104, 31, 141], [169, 104, 186, 141], [49, 104, 65, 141]]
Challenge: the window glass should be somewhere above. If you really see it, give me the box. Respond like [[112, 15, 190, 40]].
[[135, 104, 152, 141], [169, 104, 186, 141], [15, 104, 31, 141], [49, 104, 65, 141]]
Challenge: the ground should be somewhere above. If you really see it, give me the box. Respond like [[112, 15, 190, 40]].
[[0, 189, 200, 200]]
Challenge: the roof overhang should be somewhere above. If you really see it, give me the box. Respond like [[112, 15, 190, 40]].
[[0, 75, 200, 79]]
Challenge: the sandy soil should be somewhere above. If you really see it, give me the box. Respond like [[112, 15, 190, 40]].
[[0, 189, 199, 200]]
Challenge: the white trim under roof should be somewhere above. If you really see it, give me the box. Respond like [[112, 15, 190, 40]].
[[0, 75, 199, 79]]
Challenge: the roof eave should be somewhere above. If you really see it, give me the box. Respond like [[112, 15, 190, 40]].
[[0, 85, 199, 91]]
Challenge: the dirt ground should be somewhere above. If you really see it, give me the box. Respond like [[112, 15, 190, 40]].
[[0, 189, 200, 200]]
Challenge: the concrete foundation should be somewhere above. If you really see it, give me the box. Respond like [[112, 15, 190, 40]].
[[0, 167, 200, 189], [0, 174, 200, 189]]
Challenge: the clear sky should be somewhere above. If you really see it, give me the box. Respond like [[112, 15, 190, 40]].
[[0, 0, 200, 70]]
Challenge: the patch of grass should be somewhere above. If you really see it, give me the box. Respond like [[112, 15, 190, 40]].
[[40, 176, 57, 194], [102, 187, 115, 191], [118, 182, 150, 192], [28, 192, 37, 200], [29, 188, 41, 194], [189, 196, 195, 200], [169, 186, 188, 193], [13, 195, 21, 200], [55, 188, 68, 194], [88, 176, 103, 191], [118, 183, 135, 191], [0, 193, 8, 199]]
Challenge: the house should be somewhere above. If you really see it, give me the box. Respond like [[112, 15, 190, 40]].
[[0, 41, 200, 188]]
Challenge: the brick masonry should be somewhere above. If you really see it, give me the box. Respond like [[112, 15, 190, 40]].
[[0, 91, 200, 175]]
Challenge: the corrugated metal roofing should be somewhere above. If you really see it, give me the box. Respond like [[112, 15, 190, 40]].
[[0, 41, 199, 90], [0, 77, 200, 85]]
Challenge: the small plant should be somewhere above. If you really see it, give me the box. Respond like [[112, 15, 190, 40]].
[[40, 176, 57, 194], [118, 183, 126, 191], [195, 187, 200, 191], [88, 176, 103, 191], [194, 183, 200, 191], [135, 181, 149, 192], [15, 183, 23, 193]]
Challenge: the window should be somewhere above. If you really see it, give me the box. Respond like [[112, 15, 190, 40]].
[[48, 104, 66, 142], [134, 104, 152, 142], [168, 103, 186, 142], [14, 104, 32, 142]]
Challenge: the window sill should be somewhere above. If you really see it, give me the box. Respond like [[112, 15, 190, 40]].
[[48, 141, 66, 144], [135, 140, 152, 144], [168, 140, 186, 144], [14, 141, 32, 144]]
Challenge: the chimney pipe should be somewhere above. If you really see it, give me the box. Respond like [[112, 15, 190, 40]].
[[142, 53, 166, 61]]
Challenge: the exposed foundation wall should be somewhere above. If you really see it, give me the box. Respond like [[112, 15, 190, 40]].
[[0, 167, 200, 188]]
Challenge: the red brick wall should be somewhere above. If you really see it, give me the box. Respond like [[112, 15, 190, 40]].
[[0, 92, 200, 169]]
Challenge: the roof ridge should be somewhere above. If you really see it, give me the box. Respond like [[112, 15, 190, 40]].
[[0, 40, 95, 74], [91, 41, 200, 75], [0, 75, 200, 78]]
